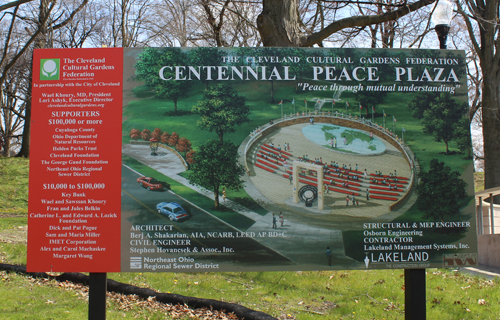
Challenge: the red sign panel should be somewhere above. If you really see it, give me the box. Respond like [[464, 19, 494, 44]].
[[28, 48, 123, 272]]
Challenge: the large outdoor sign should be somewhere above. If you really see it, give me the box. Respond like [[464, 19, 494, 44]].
[[28, 47, 477, 273]]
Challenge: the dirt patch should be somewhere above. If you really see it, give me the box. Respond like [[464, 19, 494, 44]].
[[0, 213, 27, 218], [0, 225, 27, 244]]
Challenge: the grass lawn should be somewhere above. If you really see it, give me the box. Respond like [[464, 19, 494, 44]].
[[0, 157, 29, 214], [2, 256, 500, 319]]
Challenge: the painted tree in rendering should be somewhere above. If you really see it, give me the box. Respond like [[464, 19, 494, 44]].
[[415, 159, 468, 220], [193, 83, 250, 143], [188, 139, 245, 209], [134, 47, 192, 114], [409, 92, 469, 154]]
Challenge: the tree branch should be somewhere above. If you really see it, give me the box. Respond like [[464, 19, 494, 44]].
[[0, 0, 32, 13], [303, 0, 436, 46], [455, 0, 481, 60], [52, 0, 89, 31], [0, 5, 19, 69]]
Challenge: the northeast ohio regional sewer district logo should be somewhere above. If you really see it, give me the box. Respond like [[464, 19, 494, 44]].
[[40, 59, 60, 80]]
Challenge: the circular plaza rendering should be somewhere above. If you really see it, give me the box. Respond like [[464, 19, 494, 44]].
[[243, 114, 415, 226]]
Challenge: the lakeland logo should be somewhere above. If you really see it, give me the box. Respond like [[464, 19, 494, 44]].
[[40, 59, 60, 80]]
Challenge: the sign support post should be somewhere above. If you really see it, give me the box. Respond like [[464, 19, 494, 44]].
[[404, 269, 426, 320], [89, 273, 107, 320]]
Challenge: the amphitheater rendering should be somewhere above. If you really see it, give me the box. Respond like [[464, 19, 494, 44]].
[[245, 116, 414, 220]]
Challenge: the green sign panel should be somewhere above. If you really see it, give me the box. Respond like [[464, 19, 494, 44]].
[[121, 47, 476, 271]]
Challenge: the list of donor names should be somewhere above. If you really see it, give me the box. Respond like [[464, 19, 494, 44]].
[[28, 48, 123, 272]]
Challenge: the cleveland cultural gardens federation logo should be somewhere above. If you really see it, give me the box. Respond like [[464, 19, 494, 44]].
[[40, 59, 60, 80]]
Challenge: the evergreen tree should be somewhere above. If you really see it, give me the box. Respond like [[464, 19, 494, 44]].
[[415, 159, 468, 220]]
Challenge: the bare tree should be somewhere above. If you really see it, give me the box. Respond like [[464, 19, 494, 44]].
[[53, 1, 107, 48], [195, 0, 261, 47], [220, 0, 261, 46], [149, 0, 200, 46], [0, 56, 29, 156], [456, 0, 499, 191], [97, 0, 154, 47], [146, 0, 261, 47], [256, 0, 437, 47], [0, 0, 50, 157], [0, 0, 89, 157]]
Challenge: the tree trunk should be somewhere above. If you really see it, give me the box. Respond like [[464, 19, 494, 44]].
[[370, 26, 377, 48], [257, 0, 305, 47], [214, 188, 219, 209], [2, 135, 11, 157], [270, 80, 274, 103], [0, 90, 11, 157], [16, 95, 30, 157], [121, 0, 129, 47], [200, 0, 229, 47], [482, 74, 500, 190], [476, 0, 500, 194]]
